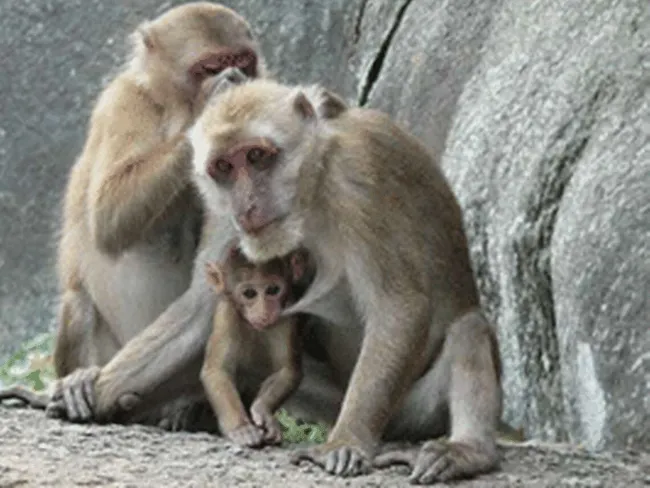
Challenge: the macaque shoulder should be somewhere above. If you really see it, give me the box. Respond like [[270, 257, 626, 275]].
[[91, 75, 161, 128]]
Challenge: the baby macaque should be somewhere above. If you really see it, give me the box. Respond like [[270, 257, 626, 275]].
[[200, 244, 307, 447]]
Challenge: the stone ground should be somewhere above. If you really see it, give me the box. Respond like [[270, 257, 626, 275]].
[[0, 408, 648, 487]]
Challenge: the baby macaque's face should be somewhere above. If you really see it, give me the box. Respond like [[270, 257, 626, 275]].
[[233, 270, 287, 330]]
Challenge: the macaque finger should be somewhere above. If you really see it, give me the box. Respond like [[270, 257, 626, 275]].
[[249, 407, 282, 444], [336, 447, 371, 476], [63, 383, 82, 420], [82, 371, 96, 410], [56, 367, 100, 421], [332, 448, 350, 475]]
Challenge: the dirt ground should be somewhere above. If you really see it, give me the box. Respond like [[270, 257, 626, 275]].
[[0, 408, 648, 487]]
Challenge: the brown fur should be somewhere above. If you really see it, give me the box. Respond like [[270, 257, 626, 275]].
[[200, 247, 305, 447], [187, 79, 503, 483]]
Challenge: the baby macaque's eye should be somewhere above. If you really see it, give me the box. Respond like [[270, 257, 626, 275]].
[[242, 288, 257, 299], [266, 284, 281, 296]]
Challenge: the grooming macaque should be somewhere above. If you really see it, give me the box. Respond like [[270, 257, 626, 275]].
[[47, 2, 265, 427], [46, 16, 503, 485], [201, 244, 306, 447], [186, 79, 503, 483]]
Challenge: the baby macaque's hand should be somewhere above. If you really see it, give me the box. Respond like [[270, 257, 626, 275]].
[[250, 403, 283, 445], [226, 422, 266, 448]]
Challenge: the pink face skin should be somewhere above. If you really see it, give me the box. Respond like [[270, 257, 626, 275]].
[[189, 48, 258, 82], [207, 138, 283, 235], [234, 275, 287, 330]]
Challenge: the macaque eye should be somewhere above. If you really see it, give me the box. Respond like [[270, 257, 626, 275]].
[[246, 146, 277, 171], [266, 284, 281, 296], [215, 159, 233, 174], [242, 288, 257, 299], [246, 147, 266, 165]]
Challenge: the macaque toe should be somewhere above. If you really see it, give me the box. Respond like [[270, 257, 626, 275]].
[[408, 439, 498, 484], [291, 444, 371, 478], [227, 423, 265, 447]]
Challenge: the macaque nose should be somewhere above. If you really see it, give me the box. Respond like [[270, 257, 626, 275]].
[[237, 206, 267, 234]]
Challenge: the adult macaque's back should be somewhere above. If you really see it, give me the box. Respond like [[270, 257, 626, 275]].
[[48, 2, 265, 427]]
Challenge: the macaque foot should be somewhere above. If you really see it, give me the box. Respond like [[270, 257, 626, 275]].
[[45, 366, 100, 422], [250, 405, 283, 445], [374, 439, 499, 485], [291, 442, 372, 477], [226, 423, 267, 447]]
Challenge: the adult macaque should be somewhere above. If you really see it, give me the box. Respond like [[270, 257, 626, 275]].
[[47, 2, 265, 427], [201, 243, 306, 447], [186, 79, 503, 483]]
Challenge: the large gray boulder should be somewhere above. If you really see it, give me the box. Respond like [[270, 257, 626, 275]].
[[0, 0, 647, 452], [435, 0, 650, 450]]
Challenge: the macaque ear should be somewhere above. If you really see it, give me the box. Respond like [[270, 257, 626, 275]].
[[318, 89, 348, 119], [133, 22, 156, 51], [205, 262, 226, 293], [293, 87, 348, 121], [293, 92, 316, 120], [228, 244, 242, 260], [289, 251, 306, 282]]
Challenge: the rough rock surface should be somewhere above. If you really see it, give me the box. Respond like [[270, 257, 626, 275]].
[[0, 0, 648, 453], [1, 408, 648, 488], [434, 0, 650, 450]]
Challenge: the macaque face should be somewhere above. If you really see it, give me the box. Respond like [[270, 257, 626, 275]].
[[190, 82, 323, 261], [206, 244, 305, 329], [145, 4, 261, 93], [233, 272, 288, 330]]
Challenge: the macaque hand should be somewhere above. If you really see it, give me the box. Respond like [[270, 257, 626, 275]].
[[195, 67, 249, 115], [250, 403, 283, 445], [226, 422, 267, 448], [45, 366, 100, 422], [291, 440, 373, 478]]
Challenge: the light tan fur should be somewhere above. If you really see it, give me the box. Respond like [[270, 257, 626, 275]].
[[46, 25, 503, 485], [48, 2, 265, 428]]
